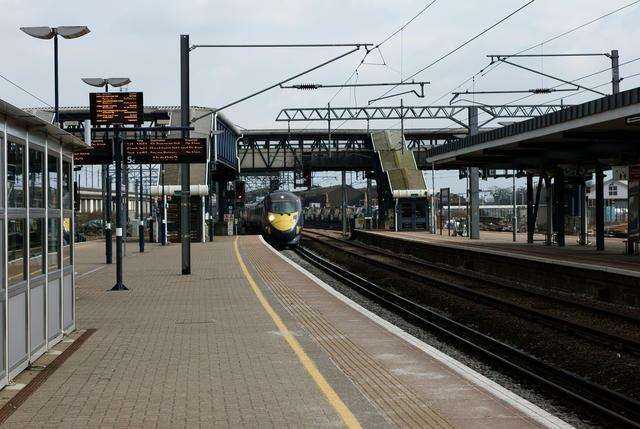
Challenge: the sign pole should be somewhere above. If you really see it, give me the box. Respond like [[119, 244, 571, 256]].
[[180, 34, 191, 275], [138, 163, 145, 252], [111, 124, 128, 290], [105, 172, 112, 263], [161, 163, 166, 245]]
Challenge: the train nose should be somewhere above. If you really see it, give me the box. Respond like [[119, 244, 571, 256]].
[[268, 212, 298, 232]]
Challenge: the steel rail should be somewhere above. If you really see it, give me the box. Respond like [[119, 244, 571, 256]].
[[294, 245, 640, 427], [301, 231, 640, 355]]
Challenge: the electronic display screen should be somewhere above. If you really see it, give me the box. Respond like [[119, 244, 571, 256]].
[[126, 138, 207, 164], [89, 92, 143, 125], [73, 138, 113, 165]]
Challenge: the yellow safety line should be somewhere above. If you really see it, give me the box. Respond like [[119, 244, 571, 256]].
[[234, 237, 362, 429]]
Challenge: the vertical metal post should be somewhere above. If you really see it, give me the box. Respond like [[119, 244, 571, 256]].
[[394, 199, 399, 232], [327, 102, 331, 156], [595, 165, 605, 251], [111, 126, 127, 290], [468, 107, 480, 239], [138, 165, 144, 252], [555, 170, 565, 247], [160, 164, 166, 245], [106, 168, 113, 265], [341, 170, 347, 236], [526, 174, 534, 244], [447, 197, 451, 236], [53, 34, 59, 126], [101, 165, 106, 220], [400, 98, 404, 153], [611, 49, 620, 94], [366, 176, 372, 219], [431, 163, 436, 234], [123, 154, 129, 256], [466, 172, 470, 237], [512, 170, 517, 242], [180, 34, 191, 274], [545, 176, 553, 245], [579, 180, 587, 245]]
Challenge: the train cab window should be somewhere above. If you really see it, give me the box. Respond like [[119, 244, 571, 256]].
[[267, 195, 300, 214]]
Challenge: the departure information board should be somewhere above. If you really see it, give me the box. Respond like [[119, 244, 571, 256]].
[[126, 138, 207, 164], [74, 138, 113, 165], [89, 92, 143, 125]]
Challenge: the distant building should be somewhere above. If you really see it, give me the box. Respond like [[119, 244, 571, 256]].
[[587, 179, 628, 202], [587, 179, 627, 224]]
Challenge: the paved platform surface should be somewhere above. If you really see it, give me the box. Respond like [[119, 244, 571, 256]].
[[2, 237, 567, 428], [363, 229, 640, 274]]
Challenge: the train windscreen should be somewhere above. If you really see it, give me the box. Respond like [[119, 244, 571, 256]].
[[267, 194, 300, 214]]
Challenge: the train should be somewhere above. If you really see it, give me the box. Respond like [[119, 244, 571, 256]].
[[243, 191, 303, 247]]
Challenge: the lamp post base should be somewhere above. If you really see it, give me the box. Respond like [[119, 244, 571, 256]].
[[110, 283, 129, 291]]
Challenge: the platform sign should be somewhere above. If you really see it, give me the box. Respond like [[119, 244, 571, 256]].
[[89, 92, 143, 125], [126, 137, 207, 164], [73, 138, 113, 165]]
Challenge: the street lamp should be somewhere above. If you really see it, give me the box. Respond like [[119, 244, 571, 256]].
[[81, 77, 131, 92], [81, 77, 131, 265], [20, 26, 90, 125]]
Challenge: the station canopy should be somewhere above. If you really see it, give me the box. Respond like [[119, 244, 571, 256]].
[[426, 87, 640, 172]]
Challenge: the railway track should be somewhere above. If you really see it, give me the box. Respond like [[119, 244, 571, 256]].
[[294, 244, 640, 427], [302, 229, 640, 355]]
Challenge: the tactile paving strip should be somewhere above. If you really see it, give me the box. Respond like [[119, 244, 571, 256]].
[[248, 252, 452, 429]]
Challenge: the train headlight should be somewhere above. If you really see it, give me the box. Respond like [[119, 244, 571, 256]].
[[268, 213, 276, 222]]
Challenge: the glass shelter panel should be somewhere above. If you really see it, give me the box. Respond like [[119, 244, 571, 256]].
[[63, 217, 72, 267], [29, 148, 45, 208], [48, 218, 61, 271], [30, 218, 45, 277], [8, 141, 25, 208], [8, 219, 26, 286], [48, 155, 59, 209], [63, 160, 72, 210]]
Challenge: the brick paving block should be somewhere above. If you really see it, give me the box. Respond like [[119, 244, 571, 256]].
[[3, 239, 383, 428]]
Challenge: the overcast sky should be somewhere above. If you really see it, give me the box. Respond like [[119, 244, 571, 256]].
[[2, 0, 638, 192]]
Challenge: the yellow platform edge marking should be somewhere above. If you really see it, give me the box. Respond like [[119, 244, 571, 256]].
[[234, 237, 362, 429]]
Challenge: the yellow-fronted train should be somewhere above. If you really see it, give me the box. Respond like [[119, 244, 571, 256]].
[[243, 191, 303, 247]]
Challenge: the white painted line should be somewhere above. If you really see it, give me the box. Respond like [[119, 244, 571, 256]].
[[77, 265, 106, 280], [260, 236, 573, 429]]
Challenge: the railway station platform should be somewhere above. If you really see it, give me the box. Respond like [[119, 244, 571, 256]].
[[361, 230, 636, 271], [0, 237, 568, 428], [351, 229, 640, 307]]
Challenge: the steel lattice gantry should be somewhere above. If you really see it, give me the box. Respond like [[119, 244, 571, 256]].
[[276, 104, 568, 128]]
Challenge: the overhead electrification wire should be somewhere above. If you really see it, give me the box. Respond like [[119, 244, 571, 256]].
[[0, 72, 53, 107], [423, 58, 640, 138], [467, 56, 640, 126], [495, 55, 640, 106], [429, 0, 640, 105], [371, 0, 536, 104], [540, 70, 640, 105], [327, 0, 439, 104]]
